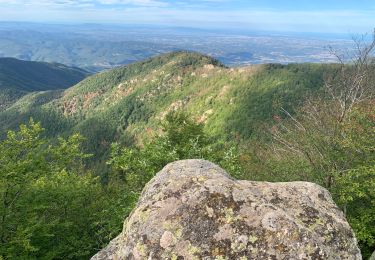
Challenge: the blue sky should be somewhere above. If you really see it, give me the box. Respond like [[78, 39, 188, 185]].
[[0, 0, 374, 33]]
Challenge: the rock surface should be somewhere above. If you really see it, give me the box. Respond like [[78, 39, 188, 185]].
[[92, 160, 361, 260]]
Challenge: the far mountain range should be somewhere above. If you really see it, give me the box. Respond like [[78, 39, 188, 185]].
[[0, 22, 354, 72]]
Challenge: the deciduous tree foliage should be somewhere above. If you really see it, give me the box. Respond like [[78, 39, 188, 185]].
[[108, 111, 243, 191], [0, 113, 242, 259], [0, 120, 130, 259], [259, 34, 375, 256]]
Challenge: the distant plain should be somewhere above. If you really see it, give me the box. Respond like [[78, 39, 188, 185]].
[[0, 22, 354, 72]]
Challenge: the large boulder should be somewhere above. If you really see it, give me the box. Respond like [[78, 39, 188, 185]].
[[92, 160, 361, 259]]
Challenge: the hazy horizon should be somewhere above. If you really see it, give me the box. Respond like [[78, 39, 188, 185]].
[[0, 0, 374, 34]]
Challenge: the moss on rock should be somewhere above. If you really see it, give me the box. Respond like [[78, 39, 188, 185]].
[[92, 160, 361, 259]]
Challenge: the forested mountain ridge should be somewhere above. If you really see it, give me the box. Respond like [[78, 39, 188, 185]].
[[0, 51, 327, 154], [0, 57, 89, 110]]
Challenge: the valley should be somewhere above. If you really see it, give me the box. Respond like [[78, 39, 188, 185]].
[[0, 22, 353, 71]]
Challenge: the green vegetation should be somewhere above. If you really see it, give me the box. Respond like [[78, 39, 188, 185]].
[[0, 58, 88, 92], [0, 52, 326, 153], [0, 120, 135, 259], [241, 99, 375, 257], [0, 51, 374, 258], [0, 57, 88, 111], [0, 113, 240, 259], [108, 111, 243, 190]]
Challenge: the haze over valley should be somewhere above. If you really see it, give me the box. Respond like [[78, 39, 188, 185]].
[[0, 22, 353, 71]]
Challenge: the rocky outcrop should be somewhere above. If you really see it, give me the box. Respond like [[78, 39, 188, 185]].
[[92, 160, 361, 259]]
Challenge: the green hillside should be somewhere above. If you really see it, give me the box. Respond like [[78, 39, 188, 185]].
[[0, 51, 327, 153], [0, 57, 88, 110]]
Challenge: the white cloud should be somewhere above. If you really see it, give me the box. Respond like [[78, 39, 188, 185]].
[[96, 0, 167, 7], [0, 0, 167, 7]]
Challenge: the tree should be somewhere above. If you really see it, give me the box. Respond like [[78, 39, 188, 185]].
[[0, 120, 118, 259], [326, 30, 375, 122], [108, 111, 243, 192], [331, 104, 375, 258], [269, 33, 375, 256], [0, 120, 46, 253], [271, 30, 375, 188]]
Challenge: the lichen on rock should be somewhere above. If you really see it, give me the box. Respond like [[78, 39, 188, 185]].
[[92, 159, 361, 260]]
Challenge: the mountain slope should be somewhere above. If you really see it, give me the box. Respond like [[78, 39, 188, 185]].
[[0, 51, 328, 158], [0, 57, 89, 110]]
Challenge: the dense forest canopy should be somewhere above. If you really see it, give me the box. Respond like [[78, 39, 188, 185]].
[[0, 58, 88, 112]]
